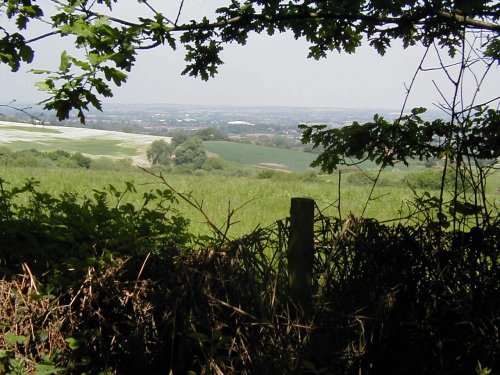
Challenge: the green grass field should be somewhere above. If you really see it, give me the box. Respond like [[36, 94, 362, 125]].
[[0, 122, 420, 172], [6, 138, 139, 156], [0, 121, 170, 160], [4, 166, 495, 237], [204, 141, 318, 172], [0, 125, 63, 134], [1, 122, 498, 237], [203, 140, 421, 172]]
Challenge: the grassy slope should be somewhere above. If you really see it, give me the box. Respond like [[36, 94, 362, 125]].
[[1, 123, 497, 236], [0, 122, 403, 172], [7, 139, 138, 156], [1, 166, 439, 237], [0, 121, 170, 159], [0, 125, 62, 134], [204, 141, 318, 172]]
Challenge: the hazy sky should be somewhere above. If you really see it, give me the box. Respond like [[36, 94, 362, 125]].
[[1, 0, 498, 112]]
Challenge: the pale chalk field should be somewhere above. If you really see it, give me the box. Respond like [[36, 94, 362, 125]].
[[0, 120, 171, 166]]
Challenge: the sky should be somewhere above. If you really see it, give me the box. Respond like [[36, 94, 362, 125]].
[[1, 0, 498, 112]]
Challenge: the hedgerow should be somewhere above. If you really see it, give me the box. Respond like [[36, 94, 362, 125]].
[[0, 178, 498, 374]]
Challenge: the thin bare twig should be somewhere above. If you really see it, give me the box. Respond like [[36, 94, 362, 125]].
[[175, 0, 185, 26]]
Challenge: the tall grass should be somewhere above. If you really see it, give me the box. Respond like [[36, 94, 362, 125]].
[[0, 166, 475, 236]]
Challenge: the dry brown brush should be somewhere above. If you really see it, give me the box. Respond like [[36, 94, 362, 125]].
[[1, 213, 499, 374]]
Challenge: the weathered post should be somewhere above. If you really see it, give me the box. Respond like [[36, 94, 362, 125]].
[[287, 197, 315, 318]]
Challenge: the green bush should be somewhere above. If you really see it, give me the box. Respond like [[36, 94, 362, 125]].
[[0, 178, 192, 290], [229, 169, 252, 177], [148, 163, 172, 174], [47, 149, 71, 161], [202, 157, 225, 171], [425, 159, 437, 168], [300, 171, 319, 182], [71, 152, 91, 168], [173, 164, 194, 174], [147, 139, 173, 165], [90, 157, 135, 171], [0, 148, 96, 170], [193, 169, 207, 177], [403, 169, 459, 190], [256, 169, 278, 179], [174, 137, 207, 169], [195, 127, 228, 141], [346, 171, 377, 186], [9, 149, 53, 168]]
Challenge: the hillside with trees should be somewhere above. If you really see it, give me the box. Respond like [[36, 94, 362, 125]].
[[0, 1, 499, 374]]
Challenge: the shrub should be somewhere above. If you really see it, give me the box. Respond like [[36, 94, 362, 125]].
[[195, 127, 227, 141], [256, 169, 278, 179], [9, 149, 52, 168], [425, 160, 437, 168], [71, 152, 92, 168], [174, 137, 207, 169], [300, 171, 318, 182], [403, 168, 463, 190], [90, 157, 135, 171], [193, 169, 207, 177], [346, 171, 377, 186], [147, 139, 173, 165], [47, 149, 71, 161], [148, 163, 172, 174], [229, 169, 251, 177], [202, 157, 225, 171], [0, 179, 192, 290], [1, 206, 497, 374]]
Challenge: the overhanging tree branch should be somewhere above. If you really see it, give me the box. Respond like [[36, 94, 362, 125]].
[[169, 10, 500, 33], [1, 0, 498, 121]]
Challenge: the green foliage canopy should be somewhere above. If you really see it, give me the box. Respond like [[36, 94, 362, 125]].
[[174, 137, 207, 169], [300, 107, 500, 172], [0, 0, 498, 121], [147, 139, 174, 165], [195, 127, 228, 141]]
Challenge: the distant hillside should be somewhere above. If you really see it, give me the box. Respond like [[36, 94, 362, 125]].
[[0, 121, 171, 165], [204, 141, 318, 172]]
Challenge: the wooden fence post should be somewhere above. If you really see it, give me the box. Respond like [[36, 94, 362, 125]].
[[288, 197, 315, 317]]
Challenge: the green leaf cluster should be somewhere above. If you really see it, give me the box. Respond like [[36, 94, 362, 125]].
[[0, 178, 191, 291], [173, 137, 207, 169], [1, 0, 498, 121], [300, 107, 499, 172], [2, 0, 43, 30], [0, 32, 33, 71], [146, 139, 174, 165]]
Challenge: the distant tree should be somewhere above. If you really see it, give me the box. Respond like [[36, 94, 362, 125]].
[[171, 132, 190, 147], [147, 139, 173, 165], [174, 137, 207, 169], [271, 135, 294, 149], [195, 128, 228, 141], [424, 160, 437, 168]]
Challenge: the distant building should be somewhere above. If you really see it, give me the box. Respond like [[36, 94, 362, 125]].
[[227, 121, 255, 126]]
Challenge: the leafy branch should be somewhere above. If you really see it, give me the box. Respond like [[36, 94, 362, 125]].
[[1, 0, 499, 122]]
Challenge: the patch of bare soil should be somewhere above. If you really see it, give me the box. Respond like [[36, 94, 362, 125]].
[[255, 163, 291, 172]]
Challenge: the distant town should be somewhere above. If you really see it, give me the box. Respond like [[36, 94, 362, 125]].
[[0, 102, 442, 148]]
